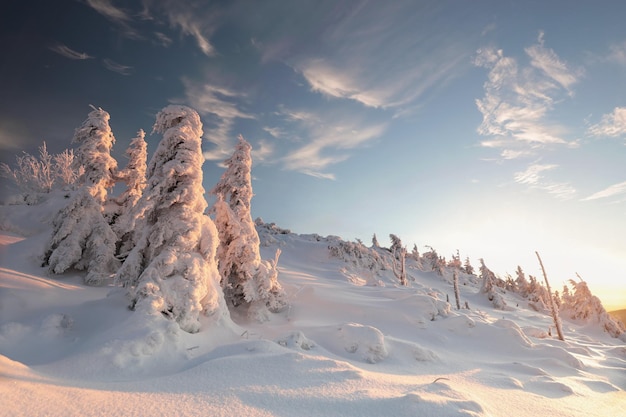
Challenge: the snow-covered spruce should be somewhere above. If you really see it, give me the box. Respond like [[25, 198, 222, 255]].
[[42, 107, 119, 285], [211, 135, 285, 316], [479, 258, 507, 310], [108, 129, 148, 256], [560, 278, 625, 339], [115, 105, 226, 333]]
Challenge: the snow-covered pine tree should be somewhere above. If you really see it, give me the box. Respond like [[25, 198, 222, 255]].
[[479, 258, 507, 309], [515, 265, 529, 297], [72, 106, 118, 203], [109, 129, 148, 256], [372, 233, 380, 248], [211, 135, 285, 315], [42, 107, 119, 285], [115, 105, 226, 333], [463, 257, 474, 275], [560, 277, 624, 338], [527, 274, 549, 312]]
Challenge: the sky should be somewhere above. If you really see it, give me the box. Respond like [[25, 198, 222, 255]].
[[1, 0, 625, 310]]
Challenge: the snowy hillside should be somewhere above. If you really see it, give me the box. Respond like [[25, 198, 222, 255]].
[[1, 198, 625, 417]]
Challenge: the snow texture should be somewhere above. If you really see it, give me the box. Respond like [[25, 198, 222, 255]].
[[1, 207, 625, 417]]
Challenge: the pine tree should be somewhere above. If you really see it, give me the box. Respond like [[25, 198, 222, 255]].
[[115, 105, 225, 333], [43, 107, 119, 285], [211, 135, 285, 314], [515, 265, 529, 297], [73, 106, 118, 203], [371, 233, 380, 248], [110, 129, 148, 255], [479, 258, 507, 309], [463, 257, 474, 275], [560, 276, 624, 338]]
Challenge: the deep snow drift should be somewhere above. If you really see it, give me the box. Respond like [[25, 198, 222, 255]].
[[1, 199, 625, 417]]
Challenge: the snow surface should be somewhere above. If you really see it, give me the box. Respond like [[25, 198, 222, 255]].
[[1, 201, 625, 417]]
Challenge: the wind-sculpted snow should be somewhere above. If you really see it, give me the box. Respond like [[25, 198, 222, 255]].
[[1, 202, 626, 416]]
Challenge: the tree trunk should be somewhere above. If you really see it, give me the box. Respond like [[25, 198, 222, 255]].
[[535, 251, 565, 341]]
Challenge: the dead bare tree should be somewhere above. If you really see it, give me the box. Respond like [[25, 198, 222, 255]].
[[535, 251, 565, 341]]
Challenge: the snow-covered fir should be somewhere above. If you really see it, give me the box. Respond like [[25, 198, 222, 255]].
[[210, 135, 285, 318]]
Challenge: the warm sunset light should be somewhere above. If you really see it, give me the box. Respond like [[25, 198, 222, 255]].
[[1, 2, 625, 416]]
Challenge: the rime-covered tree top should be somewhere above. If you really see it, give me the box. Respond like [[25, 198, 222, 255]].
[[72, 107, 117, 203], [211, 135, 253, 214], [146, 104, 206, 213]]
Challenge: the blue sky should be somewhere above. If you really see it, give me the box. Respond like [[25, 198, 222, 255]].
[[1, 0, 625, 309]]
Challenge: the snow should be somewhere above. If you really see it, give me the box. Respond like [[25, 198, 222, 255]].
[[1, 200, 625, 417]]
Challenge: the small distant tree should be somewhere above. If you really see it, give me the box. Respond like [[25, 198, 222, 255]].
[[463, 257, 474, 275], [43, 107, 119, 285], [560, 275, 624, 338], [448, 250, 462, 270], [371, 233, 380, 248], [116, 105, 225, 333], [211, 135, 285, 315], [479, 258, 507, 309], [453, 269, 461, 309], [515, 265, 529, 297], [389, 234, 407, 285]]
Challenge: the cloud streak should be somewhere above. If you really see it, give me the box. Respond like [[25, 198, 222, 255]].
[[49, 44, 93, 60], [582, 181, 626, 201], [141, 0, 217, 56], [279, 108, 386, 179], [86, 0, 130, 23], [102, 58, 132, 75], [587, 107, 626, 139], [514, 163, 576, 200]]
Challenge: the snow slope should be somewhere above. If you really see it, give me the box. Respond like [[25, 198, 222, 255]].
[[1, 202, 625, 417]]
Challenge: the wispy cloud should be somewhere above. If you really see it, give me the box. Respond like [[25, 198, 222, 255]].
[[251, 139, 275, 164], [141, 0, 216, 56], [607, 40, 626, 66], [102, 58, 132, 75], [181, 79, 255, 161], [587, 107, 626, 138], [85, 0, 141, 39], [249, 1, 472, 113], [514, 163, 576, 200], [86, 0, 130, 23], [49, 44, 93, 60], [525, 31, 581, 92], [474, 33, 582, 160], [154, 32, 173, 48], [279, 108, 386, 179], [582, 181, 626, 201]]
